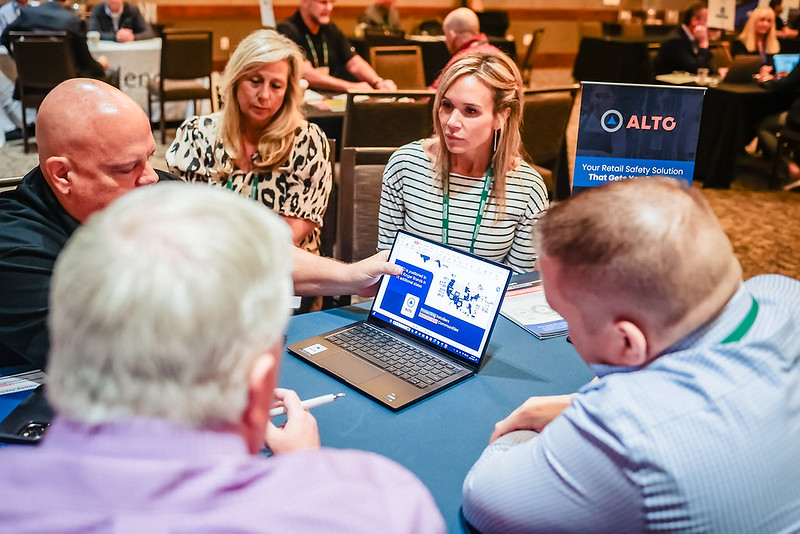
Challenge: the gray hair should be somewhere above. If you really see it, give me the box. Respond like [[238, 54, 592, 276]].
[[47, 183, 293, 429]]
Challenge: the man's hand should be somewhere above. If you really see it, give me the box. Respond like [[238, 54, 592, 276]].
[[375, 78, 397, 91], [349, 250, 403, 297], [692, 24, 709, 48], [265, 388, 320, 454], [349, 81, 374, 91], [116, 28, 134, 43], [489, 394, 574, 443]]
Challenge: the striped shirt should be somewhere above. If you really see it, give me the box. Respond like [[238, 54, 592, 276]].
[[463, 275, 800, 533], [378, 141, 548, 273]]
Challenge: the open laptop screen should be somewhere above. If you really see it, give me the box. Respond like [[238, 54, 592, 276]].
[[774, 54, 800, 75], [370, 231, 512, 364]]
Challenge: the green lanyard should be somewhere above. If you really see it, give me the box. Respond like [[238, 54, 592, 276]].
[[720, 296, 758, 344], [305, 33, 328, 68], [227, 177, 259, 201], [442, 167, 493, 255]]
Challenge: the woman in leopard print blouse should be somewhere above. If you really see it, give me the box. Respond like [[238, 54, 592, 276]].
[[167, 29, 332, 254]]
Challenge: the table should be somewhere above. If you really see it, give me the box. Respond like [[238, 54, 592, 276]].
[[88, 37, 198, 122], [280, 304, 594, 531], [88, 38, 161, 113], [0, 304, 594, 532], [694, 82, 793, 188]]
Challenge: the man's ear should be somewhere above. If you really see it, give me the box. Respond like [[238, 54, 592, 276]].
[[43, 156, 72, 196], [611, 320, 649, 368]]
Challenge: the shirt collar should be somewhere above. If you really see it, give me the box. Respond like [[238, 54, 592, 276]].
[[457, 33, 490, 53], [587, 282, 749, 379], [681, 24, 696, 42]]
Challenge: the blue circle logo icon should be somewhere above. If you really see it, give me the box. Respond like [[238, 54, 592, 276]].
[[600, 109, 623, 133]]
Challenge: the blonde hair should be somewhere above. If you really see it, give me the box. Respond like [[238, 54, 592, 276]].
[[218, 29, 305, 172], [431, 50, 524, 213], [739, 6, 780, 55]]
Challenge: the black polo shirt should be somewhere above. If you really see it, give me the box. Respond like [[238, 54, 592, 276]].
[[277, 10, 357, 82], [0, 167, 176, 370]]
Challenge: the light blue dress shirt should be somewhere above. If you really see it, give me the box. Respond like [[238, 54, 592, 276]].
[[463, 274, 800, 533]]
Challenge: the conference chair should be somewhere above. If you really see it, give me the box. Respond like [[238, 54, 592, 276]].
[[476, 10, 510, 39], [369, 46, 426, 89], [336, 146, 395, 264], [8, 31, 77, 153], [0, 176, 24, 193], [521, 85, 580, 200], [363, 28, 406, 49], [341, 89, 435, 149], [520, 28, 544, 87], [772, 126, 800, 189], [147, 29, 212, 144]]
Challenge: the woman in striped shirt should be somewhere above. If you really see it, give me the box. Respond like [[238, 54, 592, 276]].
[[378, 50, 547, 273]]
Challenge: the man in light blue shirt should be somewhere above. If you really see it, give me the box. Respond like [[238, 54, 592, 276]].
[[462, 177, 800, 532]]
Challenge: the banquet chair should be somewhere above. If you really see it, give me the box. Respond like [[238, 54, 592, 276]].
[[476, 10, 510, 39], [521, 85, 580, 199], [520, 28, 544, 86], [0, 176, 24, 193], [341, 89, 434, 149], [8, 31, 76, 153], [369, 46, 426, 89], [147, 29, 212, 144], [336, 146, 395, 264]]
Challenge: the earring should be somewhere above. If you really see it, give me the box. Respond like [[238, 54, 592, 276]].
[[492, 129, 500, 152]]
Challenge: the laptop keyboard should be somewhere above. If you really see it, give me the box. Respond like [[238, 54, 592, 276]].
[[326, 324, 461, 389]]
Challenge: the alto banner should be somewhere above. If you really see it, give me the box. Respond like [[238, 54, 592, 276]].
[[573, 82, 706, 192]]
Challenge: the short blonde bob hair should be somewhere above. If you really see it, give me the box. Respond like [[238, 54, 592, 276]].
[[219, 29, 305, 171]]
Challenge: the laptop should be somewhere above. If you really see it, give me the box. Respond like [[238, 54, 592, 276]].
[[723, 55, 764, 83], [773, 53, 800, 76], [287, 231, 512, 411]]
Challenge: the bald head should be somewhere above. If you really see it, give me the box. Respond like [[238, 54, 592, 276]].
[[38, 78, 146, 163], [535, 178, 742, 346], [37, 79, 159, 223], [443, 8, 481, 53], [443, 7, 480, 34]]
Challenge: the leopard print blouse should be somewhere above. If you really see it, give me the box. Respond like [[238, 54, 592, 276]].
[[167, 113, 332, 253]]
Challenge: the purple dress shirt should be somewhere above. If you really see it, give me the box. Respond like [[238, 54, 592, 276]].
[[0, 417, 446, 533]]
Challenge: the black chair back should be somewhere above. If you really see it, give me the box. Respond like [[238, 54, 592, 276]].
[[341, 89, 435, 149], [160, 30, 213, 81], [9, 31, 77, 152]]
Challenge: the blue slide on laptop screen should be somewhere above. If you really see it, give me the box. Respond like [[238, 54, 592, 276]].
[[287, 231, 512, 411], [774, 54, 800, 75]]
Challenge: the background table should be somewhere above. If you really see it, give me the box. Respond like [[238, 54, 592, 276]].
[[89, 38, 161, 114], [280, 304, 594, 531], [694, 82, 793, 188]]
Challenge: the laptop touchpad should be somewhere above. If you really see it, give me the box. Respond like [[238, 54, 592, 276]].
[[319, 353, 384, 384]]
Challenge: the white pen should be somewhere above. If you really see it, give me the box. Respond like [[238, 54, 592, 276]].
[[269, 393, 345, 417]]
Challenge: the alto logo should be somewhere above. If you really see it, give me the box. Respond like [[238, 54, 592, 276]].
[[601, 109, 678, 132], [386, 393, 396, 402], [601, 109, 623, 133]]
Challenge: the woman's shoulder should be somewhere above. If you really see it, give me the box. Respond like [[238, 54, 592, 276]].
[[386, 140, 431, 169], [508, 160, 547, 191], [291, 120, 330, 155]]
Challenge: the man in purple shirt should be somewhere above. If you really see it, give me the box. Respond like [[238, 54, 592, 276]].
[[0, 182, 445, 532]]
